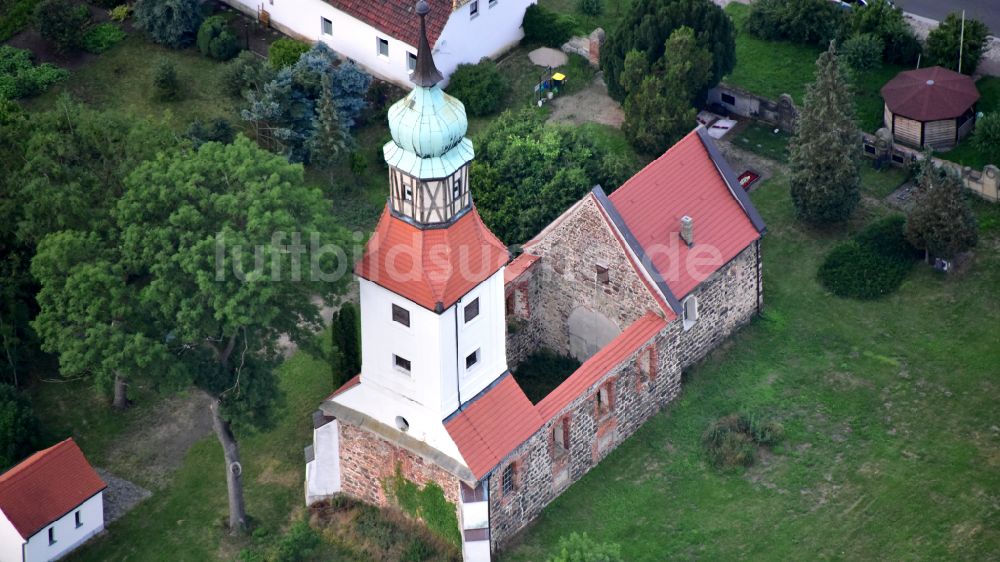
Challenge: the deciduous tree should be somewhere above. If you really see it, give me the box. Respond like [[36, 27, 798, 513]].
[[134, 0, 202, 49], [789, 42, 861, 225], [0, 383, 39, 470], [926, 12, 989, 75], [905, 167, 978, 260]]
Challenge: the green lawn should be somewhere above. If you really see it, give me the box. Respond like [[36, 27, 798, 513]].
[[538, 0, 633, 39], [733, 122, 791, 163], [502, 170, 1000, 561], [859, 165, 908, 199]]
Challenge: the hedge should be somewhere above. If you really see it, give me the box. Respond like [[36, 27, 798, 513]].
[[817, 215, 919, 299]]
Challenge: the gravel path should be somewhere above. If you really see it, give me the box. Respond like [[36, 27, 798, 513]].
[[96, 468, 152, 525]]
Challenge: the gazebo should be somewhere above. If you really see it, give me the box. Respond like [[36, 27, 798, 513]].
[[881, 66, 980, 149]]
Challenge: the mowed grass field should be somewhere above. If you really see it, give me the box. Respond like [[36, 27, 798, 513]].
[[502, 173, 1000, 560]]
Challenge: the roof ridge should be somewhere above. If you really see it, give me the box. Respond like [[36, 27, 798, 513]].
[[0, 438, 75, 486]]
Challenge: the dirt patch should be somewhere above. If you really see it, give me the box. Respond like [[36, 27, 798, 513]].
[[715, 139, 784, 186], [103, 390, 214, 490], [546, 73, 624, 128]]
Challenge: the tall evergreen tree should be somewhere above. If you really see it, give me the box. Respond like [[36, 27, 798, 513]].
[[309, 81, 351, 176], [332, 303, 360, 385], [789, 42, 861, 225], [905, 168, 978, 261]]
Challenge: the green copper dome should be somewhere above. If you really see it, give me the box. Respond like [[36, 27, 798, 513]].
[[387, 86, 468, 159]]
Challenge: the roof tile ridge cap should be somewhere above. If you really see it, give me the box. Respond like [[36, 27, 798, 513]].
[[0, 439, 73, 485]]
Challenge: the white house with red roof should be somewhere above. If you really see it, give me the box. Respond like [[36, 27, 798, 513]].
[[303, 5, 766, 560], [223, 0, 534, 86], [0, 439, 107, 562]]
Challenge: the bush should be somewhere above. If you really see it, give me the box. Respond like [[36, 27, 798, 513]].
[[196, 15, 239, 61], [108, 4, 130, 22], [0, 0, 40, 42], [445, 59, 508, 116], [268, 37, 310, 69], [849, 0, 922, 65], [349, 151, 368, 176], [841, 33, 883, 71], [151, 59, 179, 101], [578, 0, 602, 17], [547, 532, 624, 562], [523, 4, 577, 48], [272, 520, 320, 562], [926, 12, 989, 75], [745, 0, 844, 45], [220, 50, 273, 98], [34, 0, 89, 53], [134, 0, 202, 49], [972, 113, 1000, 163], [0, 46, 68, 99], [186, 118, 235, 148], [818, 215, 918, 299], [0, 383, 40, 471], [82, 22, 126, 54], [702, 413, 784, 468]]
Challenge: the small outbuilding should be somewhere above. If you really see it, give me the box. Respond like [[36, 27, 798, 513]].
[[0, 439, 107, 562], [881, 66, 980, 150]]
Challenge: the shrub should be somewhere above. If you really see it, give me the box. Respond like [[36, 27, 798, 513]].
[[268, 37, 310, 69], [849, 0, 922, 65], [445, 59, 508, 116], [745, 0, 844, 45], [349, 151, 368, 176], [702, 413, 783, 468], [82, 23, 126, 54], [0, 46, 68, 99], [926, 12, 989, 75], [547, 532, 624, 562], [34, 0, 89, 53], [186, 117, 235, 148], [220, 50, 273, 98], [523, 4, 577, 48], [906, 169, 978, 260], [578, 0, 602, 17], [384, 466, 461, 548], [272, 520, 320, 562], [841, 33, 883, 71], [108, 3, 130, 20], [196, 15, 239, 61], [972, 113, 1000, 163], [134, 0, 202, 49], [151, 58, 179, 101], [0, 383, 40, 471], [818, 215, 918, 299], [0, 0, 40, 42]]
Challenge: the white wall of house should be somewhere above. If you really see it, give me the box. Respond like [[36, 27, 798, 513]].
[[432, 0, 535, 82], [305, 420, 342, 505], [0, 513, 24, 562], [18, 493, 103, 562], [222, 0, 534, 87]]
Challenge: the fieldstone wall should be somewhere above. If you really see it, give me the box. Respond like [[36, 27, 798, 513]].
[[505, 260, 546, 369], [518, 195, 664, 359], [338, 422, 461, 510]]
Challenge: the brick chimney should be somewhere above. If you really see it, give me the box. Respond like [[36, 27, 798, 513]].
[[680, 216, 694, 246]]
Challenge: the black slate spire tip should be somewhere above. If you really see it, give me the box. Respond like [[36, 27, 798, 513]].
[[412, 0, 444, 87]]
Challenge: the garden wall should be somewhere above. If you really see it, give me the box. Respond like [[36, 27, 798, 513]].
[[706, 84, 799, 132]]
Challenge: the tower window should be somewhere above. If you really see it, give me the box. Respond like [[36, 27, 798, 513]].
[[465, 349, 480, 370], [452, 178, 462, 200], [404, 185, 413, 201], [75, 510, 82, 528], [464, 298, 480, 322], [321, 17, 332, 35], [470, 0, 479, 18], [48, 527, 56, 545], [407, 52, 417, 73], [377, 37, 389, 58], [393, 354, 411, 373], [392, 304, 410, 327]]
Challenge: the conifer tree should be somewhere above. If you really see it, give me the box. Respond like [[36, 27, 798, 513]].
[[332, 303, 360, 384], [789, 42, 861, 225], [905, 167, 978, 261], [309, 81, 351, 176]]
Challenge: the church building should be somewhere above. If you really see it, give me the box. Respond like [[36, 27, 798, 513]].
[[303, 3, 766, 560]]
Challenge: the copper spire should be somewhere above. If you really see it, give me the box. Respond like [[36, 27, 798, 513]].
[[412, 1, 444, 87]]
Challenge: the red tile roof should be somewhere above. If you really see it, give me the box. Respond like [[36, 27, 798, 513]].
[[608, 129, 762, 299], [0, 438, 106, 539], [356, 207, 509, 311], [328, 374, 361, 400], [445, 375, 543, 480], [503, 253, 539, 284], [537, 311, 665, 420], [323, 0, 452, 48], [881, 66, 980, 121]]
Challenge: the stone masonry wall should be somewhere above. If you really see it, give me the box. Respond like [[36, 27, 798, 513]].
[[338, 422, 462, 514], [505, 262, 546, 369], [520, 196, 664, 357]]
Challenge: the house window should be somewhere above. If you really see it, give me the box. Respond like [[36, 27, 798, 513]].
[[321, 17, 332, 35], [553, 417, 570, 452], [501, 462, 516, 495], [470, 0, 479, 18], [682, 296, 699, 331], [595, 263, 609, 284], [48, 527, 56, 545], [377, 37, 389, 58], [75, 511, 82, 528], [465, 349, 480, 370], [721, 93, 736, 105], [407, 52, 417, 73], [392, 304, 410, 327], [394, 354, 411, 374], [596, 382, 613, 416], [638, 346, 656, 386], [464, 298, 480, 322]]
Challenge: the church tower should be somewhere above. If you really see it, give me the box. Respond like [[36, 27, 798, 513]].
[[342, 0, 509, 453]]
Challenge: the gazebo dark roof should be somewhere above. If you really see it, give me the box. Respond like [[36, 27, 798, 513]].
[[881, 66, 980, 122]]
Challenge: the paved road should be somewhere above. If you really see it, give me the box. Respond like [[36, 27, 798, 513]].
[[894, 0, 1000, 36]]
